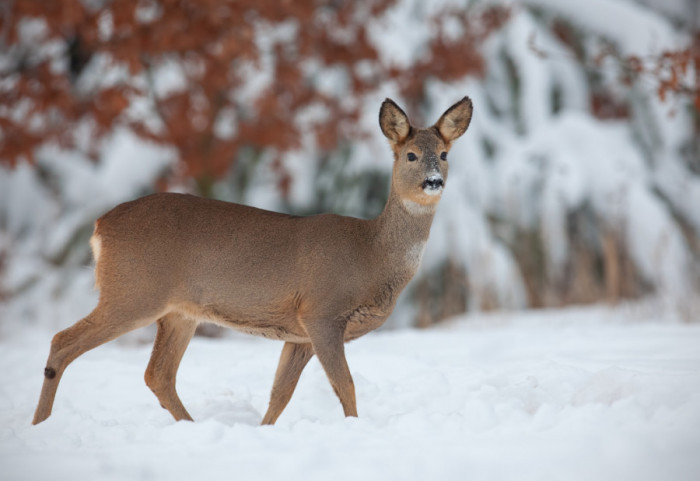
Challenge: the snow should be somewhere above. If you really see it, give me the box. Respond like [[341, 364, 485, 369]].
[[367, 0, 434, 70], [524, 0, 685, 56], [150, 59, 187, 98], [1, 303, 699, 481]]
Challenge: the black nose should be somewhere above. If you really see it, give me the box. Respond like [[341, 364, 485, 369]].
[[422, 176, 444, 190]]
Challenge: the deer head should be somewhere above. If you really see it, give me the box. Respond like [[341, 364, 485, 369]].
[[379, 97, 473, 210]]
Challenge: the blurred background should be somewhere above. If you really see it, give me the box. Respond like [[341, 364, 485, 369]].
[[1, 0, 699, 336]]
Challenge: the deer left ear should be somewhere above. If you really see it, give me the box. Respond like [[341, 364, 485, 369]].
[[379, 98, 411, 144], [434, 96, 473, 144]]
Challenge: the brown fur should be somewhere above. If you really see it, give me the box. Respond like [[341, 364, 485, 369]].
[[32, 97, 473, 426]]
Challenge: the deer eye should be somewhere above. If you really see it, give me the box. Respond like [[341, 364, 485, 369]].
[[440, 151, 447, 160], [407, 152, 417, 162]]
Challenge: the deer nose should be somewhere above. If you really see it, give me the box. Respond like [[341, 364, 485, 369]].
[[422, 175, 444, 192]]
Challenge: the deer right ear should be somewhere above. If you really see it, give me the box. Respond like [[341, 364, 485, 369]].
[[434, 96, 473, 144], [379, 99, 411, 144]]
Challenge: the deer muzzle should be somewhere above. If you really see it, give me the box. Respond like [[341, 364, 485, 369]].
[[422, 175, 444, 195]]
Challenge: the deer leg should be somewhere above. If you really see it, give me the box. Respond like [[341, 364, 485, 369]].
[[144, 313, 197, 421], [306, 322, 357, 418], [32, 302, 164, 425], [261, 342, 314, 425]]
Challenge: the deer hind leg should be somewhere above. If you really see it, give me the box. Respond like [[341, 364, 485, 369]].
[[261, 342, 314, 425], [32, 301, 165, 425], [144, 313, 197, 421], [306, 321, 357, 418]]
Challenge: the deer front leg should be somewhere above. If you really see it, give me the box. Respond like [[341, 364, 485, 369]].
[[305, 320, 357, 418], [261, 342, 314, 425]]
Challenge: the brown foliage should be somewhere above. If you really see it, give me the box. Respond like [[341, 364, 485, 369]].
[[529, 18, 700, 121], [1, 0, 506, 195]]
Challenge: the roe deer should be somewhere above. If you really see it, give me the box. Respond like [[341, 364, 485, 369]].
[[32, 96, 473, 425]]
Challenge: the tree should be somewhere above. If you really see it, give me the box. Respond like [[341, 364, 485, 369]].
[[0, 0, 504, 196], [1, 0, 513, 331]]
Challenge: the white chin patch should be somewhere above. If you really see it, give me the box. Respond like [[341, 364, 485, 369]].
[[423, 186, 443, 196], [402, 199, 436, 215]]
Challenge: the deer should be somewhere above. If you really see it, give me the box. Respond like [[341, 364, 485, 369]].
[[32, 96, 473, 426]]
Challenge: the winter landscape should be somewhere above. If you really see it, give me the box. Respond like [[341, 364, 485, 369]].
[[1, 0, 699, 480], [2, 302, 699, 481]]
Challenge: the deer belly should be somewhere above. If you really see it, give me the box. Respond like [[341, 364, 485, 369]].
[[172, 300, 310, 342], [228, 323, 309, 342], [344, 304, 391, 341]]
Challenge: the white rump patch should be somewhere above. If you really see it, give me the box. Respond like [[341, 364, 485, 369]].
[[90, 233, 102, 265]]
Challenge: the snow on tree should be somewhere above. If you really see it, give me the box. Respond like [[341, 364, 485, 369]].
[[0, 0, 698, 332]]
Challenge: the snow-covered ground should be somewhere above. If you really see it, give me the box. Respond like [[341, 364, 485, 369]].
[[1, 303, 699, 481]]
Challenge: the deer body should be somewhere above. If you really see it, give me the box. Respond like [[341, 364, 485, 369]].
[[32, 97, 473, 426], [95, 191, 423, 343]]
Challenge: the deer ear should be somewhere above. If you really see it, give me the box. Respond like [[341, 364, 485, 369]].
[[434, 96, 473, 144], [379, 98, 411, 144]]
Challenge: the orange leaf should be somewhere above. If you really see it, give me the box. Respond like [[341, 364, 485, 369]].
[[657, 84, 667, 102], [669, 67, 679, 91]]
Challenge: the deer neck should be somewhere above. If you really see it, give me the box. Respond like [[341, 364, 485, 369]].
[[371, 185, 437, 274]]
